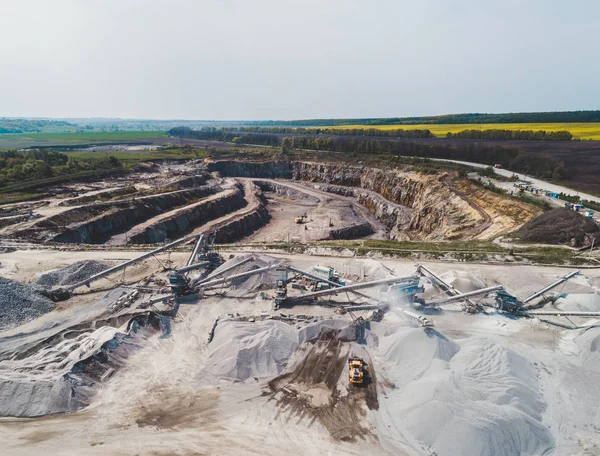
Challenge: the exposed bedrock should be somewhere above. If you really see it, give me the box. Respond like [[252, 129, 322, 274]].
[[312, 184, 411, 240], [253, 179, 319, 203], [47, 185, 219, 244], [211, 160, 483, 240], [207, 160, 294, 179], [329, 222, 375, 240], [126, 184, 248, 244]]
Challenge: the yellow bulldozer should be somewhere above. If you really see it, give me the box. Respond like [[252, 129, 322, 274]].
[[348, 357, 367, 385]]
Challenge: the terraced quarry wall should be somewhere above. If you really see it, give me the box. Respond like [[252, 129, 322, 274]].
[[126, 183, 247, 244], [16, 185, 218, 243]]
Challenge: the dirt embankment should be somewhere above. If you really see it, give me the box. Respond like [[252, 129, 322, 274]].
[[453, 179, 542, 239], [253, 179, 377, 241], [519, 207, 600, 247], [309, 184, 411, 240], [207, 160, 293, 179]]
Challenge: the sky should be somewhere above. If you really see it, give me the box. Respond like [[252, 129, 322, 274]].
[[1, 0, 599, 120]]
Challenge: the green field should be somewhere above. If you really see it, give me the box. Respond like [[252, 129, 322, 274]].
[[64, 147, 209, 167], [0, 131, 167, 150], [328, 122, 600, 140]]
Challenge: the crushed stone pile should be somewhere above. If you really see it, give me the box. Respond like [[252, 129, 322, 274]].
[[205, 320, 298, 381], [519, 207, 599, 247], [555, 292, 600, 312], [205, 255, 279, 297], [35, 260, 109, 288], [204, 319, 355, 382], [440, 269, 486, 292], [0, 277, 55, 330]]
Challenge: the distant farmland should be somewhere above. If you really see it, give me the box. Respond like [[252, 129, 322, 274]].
[[328, 123, 600, 140], [0, 131, 166, 149]]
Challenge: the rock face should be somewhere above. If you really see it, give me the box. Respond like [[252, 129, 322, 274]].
[[312, 183, 412, 240], [207, 160, 293, 179], [211, 160, 484, 240], [292, 162, 482, 240]]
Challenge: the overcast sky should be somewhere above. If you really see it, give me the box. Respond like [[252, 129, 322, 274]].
[[1, 0, 599, 120]]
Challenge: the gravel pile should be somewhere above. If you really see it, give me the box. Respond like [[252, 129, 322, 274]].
[[519, 208, 599, 247], [35, 260, 109, 288], [0, 277, 55, 330]]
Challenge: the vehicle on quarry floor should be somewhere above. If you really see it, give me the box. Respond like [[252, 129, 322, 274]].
[[349, 357, 368, 385], [295, 212, 308, 224]]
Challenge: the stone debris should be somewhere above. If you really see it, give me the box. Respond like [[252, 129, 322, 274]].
[[35, 260, 109, 288], [0, 277, 55, 329]]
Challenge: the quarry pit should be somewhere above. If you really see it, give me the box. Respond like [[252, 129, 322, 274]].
[[1, 157, 599, 456]]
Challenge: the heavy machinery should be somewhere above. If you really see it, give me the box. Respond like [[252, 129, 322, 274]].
[[311, 265, 342, 284], [197, 231, 222, 269], [168, 271, 190, 297], [49, 236, 197, 301], [283, 275, 419, 306], [348, 357, 367, 385], [274, 267, 288, 308], [401, 309, 435, 327], [494, 290, 521, 313], [386, 279, 425, 305], [295, 212, 308, 224]]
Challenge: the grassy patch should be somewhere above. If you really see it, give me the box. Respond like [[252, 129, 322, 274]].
[[0, 192, 44, 205], [320, 239, 506, 252], [64, 147, 209, 167], [0, 131, 166, 150]]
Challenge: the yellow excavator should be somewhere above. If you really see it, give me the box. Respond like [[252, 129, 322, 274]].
[[295, 212, 308, 224], [348, 357, 367, 385]]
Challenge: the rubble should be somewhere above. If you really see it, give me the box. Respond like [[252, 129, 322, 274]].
[[35, 260, 109, 288], [0, 277, 55, 329]]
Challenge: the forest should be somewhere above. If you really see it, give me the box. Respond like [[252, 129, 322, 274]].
[[0, 149, 121, 188]]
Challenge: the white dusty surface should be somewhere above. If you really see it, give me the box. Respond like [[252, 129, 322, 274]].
[[0, 250, 600, 455]]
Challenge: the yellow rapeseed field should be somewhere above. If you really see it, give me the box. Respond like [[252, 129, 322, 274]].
[[328, 123, 600, 140]]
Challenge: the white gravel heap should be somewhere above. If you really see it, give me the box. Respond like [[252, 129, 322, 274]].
[[0, 277, 55, 330], [205, 319, 354, 382], [379, 327, 554, 456], [35, 260, 108, 288]]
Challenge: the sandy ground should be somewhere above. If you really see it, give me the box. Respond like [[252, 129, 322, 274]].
[[1, 248, 600, 455], [247, 179, 388, 242]]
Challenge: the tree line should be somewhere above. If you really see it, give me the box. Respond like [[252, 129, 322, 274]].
[[0, 118, 73, 134], [237, 110, 600, 127], [445, 129, 573, 141], [228, 126, 434, 139]]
